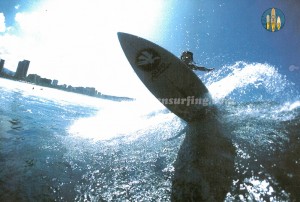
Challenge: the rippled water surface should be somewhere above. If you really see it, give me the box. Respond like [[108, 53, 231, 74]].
[[1, 62, 299, 201]]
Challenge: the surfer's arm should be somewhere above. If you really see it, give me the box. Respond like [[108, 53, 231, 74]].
[[189, 64, 214, 72], [195, 66, 214, 72]]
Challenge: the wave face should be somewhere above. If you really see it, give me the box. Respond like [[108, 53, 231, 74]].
[[0, 62, 299, 201], [201, 62, 300, 201]]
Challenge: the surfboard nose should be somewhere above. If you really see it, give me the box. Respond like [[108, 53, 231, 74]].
[[117, 32, 129, 45], [117, 32, 123, 39], [117, 32, 139, 46], [117, 32, 139, 57]]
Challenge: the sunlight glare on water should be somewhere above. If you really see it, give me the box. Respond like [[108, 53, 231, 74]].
[[68, 98, 173, 141]]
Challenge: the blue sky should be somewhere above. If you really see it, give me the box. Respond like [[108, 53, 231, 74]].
[[160, 0, 300, 87], [0, 0, 299, 97], [0, 0, 41, 28]]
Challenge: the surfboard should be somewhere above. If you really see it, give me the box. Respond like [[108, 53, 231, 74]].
[[118, 32, 212, 122]]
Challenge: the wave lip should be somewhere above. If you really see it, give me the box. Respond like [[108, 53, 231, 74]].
[[200, 61, 299, 104]]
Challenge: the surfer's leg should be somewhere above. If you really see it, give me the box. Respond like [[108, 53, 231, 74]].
[[171, 116, 235, 201]]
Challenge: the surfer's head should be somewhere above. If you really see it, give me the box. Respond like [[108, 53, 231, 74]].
[[181, 51, 194, 64]]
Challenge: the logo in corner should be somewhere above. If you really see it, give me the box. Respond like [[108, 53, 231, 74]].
[[136, 49, 161, 71], [261, 8, 285, 32]]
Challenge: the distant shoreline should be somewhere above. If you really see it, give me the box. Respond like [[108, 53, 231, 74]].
[[0, 76, 134, 102]]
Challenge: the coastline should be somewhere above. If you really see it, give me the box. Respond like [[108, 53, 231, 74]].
[[0, 77, 134, 102]]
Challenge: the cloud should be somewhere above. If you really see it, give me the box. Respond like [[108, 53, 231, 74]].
[[0, 13, 5, 32]]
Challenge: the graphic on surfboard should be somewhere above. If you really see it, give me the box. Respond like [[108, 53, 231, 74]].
[[117, 32, 212, 122]]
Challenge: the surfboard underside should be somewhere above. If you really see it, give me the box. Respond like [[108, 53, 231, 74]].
[[118, 32, 212, 122]]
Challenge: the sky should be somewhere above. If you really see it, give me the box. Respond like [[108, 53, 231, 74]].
[[160, 1, 300, 83], [0, 0, 169, 97], [0, 0, 299, 98]]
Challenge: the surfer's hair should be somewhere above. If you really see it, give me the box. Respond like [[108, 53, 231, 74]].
[[180, 51, 194, 63]]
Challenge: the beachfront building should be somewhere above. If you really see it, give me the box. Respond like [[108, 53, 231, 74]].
[[27, 74, 41, 84], [0, 59, 4, 73], [15, 60, 30, 80]]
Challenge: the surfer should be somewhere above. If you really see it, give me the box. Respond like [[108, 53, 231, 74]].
[[180, 51, 214, 72]]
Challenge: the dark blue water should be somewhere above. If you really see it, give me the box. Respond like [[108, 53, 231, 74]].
[[0, 62, 299, 201]]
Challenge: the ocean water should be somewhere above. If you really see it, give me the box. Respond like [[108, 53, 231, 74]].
[[0, 62, 299, 201]]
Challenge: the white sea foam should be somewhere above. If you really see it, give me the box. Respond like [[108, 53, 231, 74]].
[[201, 61, 297, 103]]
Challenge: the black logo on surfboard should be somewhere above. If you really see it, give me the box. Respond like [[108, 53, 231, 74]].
[[136, 49, 161, 71]]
